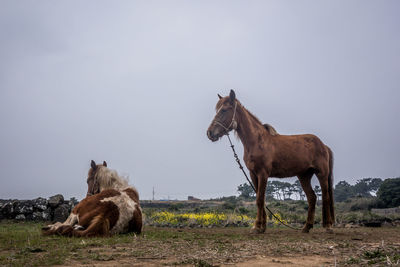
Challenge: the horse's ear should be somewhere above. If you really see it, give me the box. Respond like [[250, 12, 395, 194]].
[[103, 161, 107, 167], [229, 89, 236, 103], [91, 160, 97, 170], [217, 94, 222, 99]]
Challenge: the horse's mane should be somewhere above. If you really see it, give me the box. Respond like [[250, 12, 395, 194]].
[[263, 123, 279, 136], [241, 104, 263, 125], [95, 166, 130, 191], [238, 102, 279, 136]]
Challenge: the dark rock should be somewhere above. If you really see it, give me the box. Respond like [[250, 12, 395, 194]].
[[53, 204, 70, 222], [69, 197, 79, 209], [44, 208, 52, 221], [33, 197, 48, 211], [48, 194, 64, 208], [14, 201, 34, 215], [25, 213, 34, 220], [28, 248, 45, 253], [32, 211, 51, 221], [0, 203, 4, 220], [1, 202, 15, 219], [15, 214, 26, 220], [363, 221, 382, 227]]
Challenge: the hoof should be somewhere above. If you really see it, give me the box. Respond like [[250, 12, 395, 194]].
[[250, 226, 265, 234], [74, 225, 84, 230], [302, 223, 313, 233], [42, 226, 50, 231]]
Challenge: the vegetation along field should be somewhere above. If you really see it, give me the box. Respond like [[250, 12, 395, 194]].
[[1, 177, 399, 266]]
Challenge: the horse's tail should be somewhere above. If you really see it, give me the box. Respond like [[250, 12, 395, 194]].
[[327, 145, 335, 223]]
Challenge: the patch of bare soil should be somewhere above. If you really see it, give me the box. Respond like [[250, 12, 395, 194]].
[[232, 255, 333, 266], [62, 226, 400, 266]]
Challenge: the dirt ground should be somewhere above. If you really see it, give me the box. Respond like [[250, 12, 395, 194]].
[[58, 226, 400, 267]]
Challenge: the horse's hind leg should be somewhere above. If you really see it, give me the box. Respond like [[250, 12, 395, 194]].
[[250, 171, 267, 234], [74, 214, 111, 237], [298, 171, 316, 233], [64, 213, 79, 226], [316, 173, 334, 233]]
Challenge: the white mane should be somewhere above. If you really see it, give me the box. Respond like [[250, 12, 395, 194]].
[[95, 166, 130, 191]]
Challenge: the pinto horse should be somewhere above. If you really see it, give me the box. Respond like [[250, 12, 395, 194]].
[[42, 160, 142, 237], [207, 90, 334, 234]]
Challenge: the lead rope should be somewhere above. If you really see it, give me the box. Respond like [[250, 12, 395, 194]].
[[226, 134, 301, 231]]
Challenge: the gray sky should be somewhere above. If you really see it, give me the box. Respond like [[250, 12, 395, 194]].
[[1, 1, 399, 200]]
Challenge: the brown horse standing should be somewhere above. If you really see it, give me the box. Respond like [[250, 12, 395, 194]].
[[42, 161, 142, 237], [207, 90, 334, 233]]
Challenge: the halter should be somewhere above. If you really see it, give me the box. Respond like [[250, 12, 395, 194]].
[[225, 133, 302, 231], [213, 101, 238, 134]]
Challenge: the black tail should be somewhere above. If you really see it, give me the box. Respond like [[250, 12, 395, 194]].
[[327, 146, 335, 223]]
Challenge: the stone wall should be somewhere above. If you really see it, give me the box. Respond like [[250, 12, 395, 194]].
[[0, 195, 79, 222], [371, 207, 400, 216]]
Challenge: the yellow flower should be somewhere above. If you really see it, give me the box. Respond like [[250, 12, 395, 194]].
[[149, 212, 253, 226], [271, 213, 288, 226]]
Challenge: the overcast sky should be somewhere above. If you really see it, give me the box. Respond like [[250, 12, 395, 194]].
[[1, 1, 399, 200]]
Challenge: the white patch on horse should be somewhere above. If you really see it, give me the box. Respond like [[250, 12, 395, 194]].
[[45, 221, 62, 231], [74, 225, 84, 230], [101, 191, 138, 234], [45, 213, 79, 231], [64, 213, 79, 225]]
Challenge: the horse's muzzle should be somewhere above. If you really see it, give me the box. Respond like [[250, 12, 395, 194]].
[[207, 130, 219, 142]]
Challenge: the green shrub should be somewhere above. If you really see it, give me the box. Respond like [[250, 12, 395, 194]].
[[238, 207, 250, 215], [349, 198, 378, 211], [377, 177, 400, 208], [222, 202, 236, 210]]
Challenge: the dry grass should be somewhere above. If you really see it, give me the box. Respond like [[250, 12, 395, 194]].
[[0, 221, 399, 266]]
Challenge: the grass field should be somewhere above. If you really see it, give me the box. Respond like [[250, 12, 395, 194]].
[[1, 221, 399, 266], [142, 198, 400, 227]]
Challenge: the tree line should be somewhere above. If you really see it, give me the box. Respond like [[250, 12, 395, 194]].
[[237, 177, 400, 208]]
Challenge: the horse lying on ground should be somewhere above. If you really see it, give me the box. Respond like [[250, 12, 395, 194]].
[[42, 160, 142, 237], [207, 90, 334, 234]]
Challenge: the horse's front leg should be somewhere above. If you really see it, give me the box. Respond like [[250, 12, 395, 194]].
[[250, 171, 267, 234], [42, 212, 79, 232]]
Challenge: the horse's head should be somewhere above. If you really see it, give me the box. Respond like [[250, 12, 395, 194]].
[[207, 89, 238, 142], [86, 160, 107, 197]]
